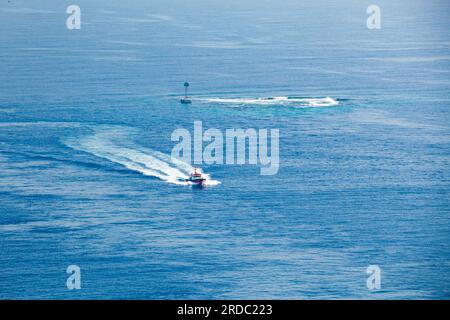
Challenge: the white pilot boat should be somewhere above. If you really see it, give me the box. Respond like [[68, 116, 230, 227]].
[[186, 168, 206, 186]]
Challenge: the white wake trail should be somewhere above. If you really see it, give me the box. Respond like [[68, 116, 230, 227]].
[[64, 127, 220, 186], [198, 96, 339, 107]]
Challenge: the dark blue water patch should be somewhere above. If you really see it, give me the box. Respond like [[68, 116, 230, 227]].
[[0, 202, 43, 225], [0, 191, 64, 202], [0, 149, 133, 175], [29, 226, 80, 234]]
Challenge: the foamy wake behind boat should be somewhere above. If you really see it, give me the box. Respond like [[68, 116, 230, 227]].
[[197, 96, 339, 107], [64, 126, 220, 187]]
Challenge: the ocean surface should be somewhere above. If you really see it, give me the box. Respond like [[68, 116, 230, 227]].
[[0, 0, 449, 299]]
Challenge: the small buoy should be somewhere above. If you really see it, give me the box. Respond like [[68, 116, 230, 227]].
[[180, 82, 192, 104]]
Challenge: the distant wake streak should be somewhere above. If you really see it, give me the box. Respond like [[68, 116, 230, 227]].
[[64, 127, 219, 186], [198, 96, 339, 107]]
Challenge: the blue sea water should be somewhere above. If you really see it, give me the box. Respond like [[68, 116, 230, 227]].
[[0, 0, 449, 299]]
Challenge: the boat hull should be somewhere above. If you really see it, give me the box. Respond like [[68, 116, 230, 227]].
[[187, 178, 206, 187]]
